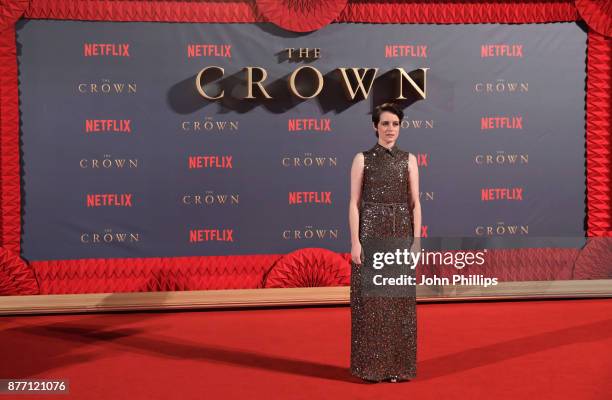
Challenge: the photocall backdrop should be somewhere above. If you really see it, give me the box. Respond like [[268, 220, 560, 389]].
[[17, 21, 586, 261]]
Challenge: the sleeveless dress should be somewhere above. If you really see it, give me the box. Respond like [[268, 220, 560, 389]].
[[350, 143, 417, 381]]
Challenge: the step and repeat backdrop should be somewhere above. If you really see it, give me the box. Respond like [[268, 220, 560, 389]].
[[17, 21, 586, 261]]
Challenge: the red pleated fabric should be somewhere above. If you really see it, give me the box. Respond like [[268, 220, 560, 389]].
[[0, 0, 608, 294]]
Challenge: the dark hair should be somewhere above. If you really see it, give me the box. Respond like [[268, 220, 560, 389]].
[[372, 103, 403, 137]]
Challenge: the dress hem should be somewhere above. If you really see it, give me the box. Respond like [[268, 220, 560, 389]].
[[350, 369, 416, 383]]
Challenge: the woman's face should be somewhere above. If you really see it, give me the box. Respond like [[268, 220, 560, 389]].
[[375, 111, 400, 144]]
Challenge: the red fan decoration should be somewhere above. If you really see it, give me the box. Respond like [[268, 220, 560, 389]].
[[0, 247, 39, 295], [576, 0, 612, 38], [256, 0, 348, 32], [573, 238, 612, 280], [0, 0, 28, 29], [263, 248, 350, 288]]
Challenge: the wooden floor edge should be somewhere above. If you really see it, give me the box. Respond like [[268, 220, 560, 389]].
[[1, 281, 611, 315]]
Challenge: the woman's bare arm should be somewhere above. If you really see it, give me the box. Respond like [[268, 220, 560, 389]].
[[349, 153, 364, 264], [408, 154, 421, 238]]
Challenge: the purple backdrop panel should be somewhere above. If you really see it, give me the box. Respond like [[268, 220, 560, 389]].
[[17, 21, 586, 260]]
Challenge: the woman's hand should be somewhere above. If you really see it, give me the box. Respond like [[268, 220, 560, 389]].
[[351, 242, 363, 265]]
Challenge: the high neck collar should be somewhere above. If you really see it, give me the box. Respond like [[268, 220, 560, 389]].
[[374, 142, 398, 156]]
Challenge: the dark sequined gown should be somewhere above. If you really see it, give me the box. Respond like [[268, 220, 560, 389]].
[[350, 143, 417, 381]]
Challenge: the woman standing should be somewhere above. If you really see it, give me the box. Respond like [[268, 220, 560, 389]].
[[349, 102, 421, 382]]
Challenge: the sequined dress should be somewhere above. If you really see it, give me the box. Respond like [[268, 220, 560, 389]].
[[350, 143, 417, 381]]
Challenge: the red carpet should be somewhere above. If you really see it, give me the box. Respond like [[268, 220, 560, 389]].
[[1, 299, 611, 400]]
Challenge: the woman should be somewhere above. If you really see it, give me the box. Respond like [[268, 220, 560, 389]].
[[349, 102, 421, 382]]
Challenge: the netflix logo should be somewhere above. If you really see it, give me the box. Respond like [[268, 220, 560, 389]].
[[187, 44, 232, 58], [481, 44, 523, 58], [189, 229, 234, 242], [481, 188, 524, 201], [188, 155, 233, 169], [288, 191, 332, 205], [481, 116, 523, 130], [288, 119, 331, 132], [421, 225, 428, 238], [86, 193, 133, 207], [85, 119, 131, 133], [417, 153, 429, 167], [84, 43, 130, 57], [385, 45, 428, 58]]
